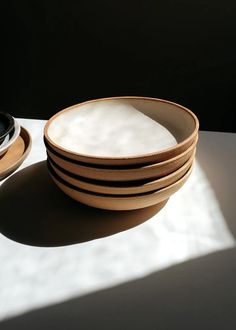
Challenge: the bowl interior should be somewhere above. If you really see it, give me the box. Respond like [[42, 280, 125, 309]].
[[0, 112, 15, 142], [0, 134, 10, 147], [0, 119, 21, 156], [45, 97, 198, 159]]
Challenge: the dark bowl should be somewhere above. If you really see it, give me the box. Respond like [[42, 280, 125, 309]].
[[0, 112, 15, 144]]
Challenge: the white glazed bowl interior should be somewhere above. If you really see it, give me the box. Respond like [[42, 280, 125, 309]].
[[45, 97, 198, 163]]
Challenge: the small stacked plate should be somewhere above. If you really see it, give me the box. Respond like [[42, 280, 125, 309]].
[[44, 96, 199, 211], [0, 112, 32, 180]]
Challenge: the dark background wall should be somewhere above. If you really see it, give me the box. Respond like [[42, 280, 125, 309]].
[[2, 0, 236, 132]]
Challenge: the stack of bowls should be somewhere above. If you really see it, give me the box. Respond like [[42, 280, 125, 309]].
[[44, 97, 199, 211], [0, 112, 21, 157]]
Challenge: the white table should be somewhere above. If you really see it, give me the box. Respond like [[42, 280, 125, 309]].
[[0, 118, 236, 329]]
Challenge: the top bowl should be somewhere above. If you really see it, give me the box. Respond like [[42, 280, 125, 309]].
[[0, 112, 15, 145], [44, 96, 199, 166]]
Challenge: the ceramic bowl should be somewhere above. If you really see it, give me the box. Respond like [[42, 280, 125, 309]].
[[0, 112, 15, 145], [48, 150, 195, 195], [47, 160, 193, 210], [0, 126, 32, 180], [45, 135, 197, 182], [0, 112, 14, 142], [0, 119, 21, 157], [44, 96, 199, 166], [0, 134, 10, 147]]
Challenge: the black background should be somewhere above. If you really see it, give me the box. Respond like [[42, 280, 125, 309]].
[[2, 0, 236, 132]]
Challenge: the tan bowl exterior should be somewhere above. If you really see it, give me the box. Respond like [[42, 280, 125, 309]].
[[48, 150, 195, 195], [44, 96, 199, 166], [45, 136, 197, 182], [0, 126, 32, 180], [48, 162, 193, 210]]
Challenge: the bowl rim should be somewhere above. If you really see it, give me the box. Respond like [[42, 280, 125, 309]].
[[0, 119, 21, 155], [48, 150, 195, 195], [48, 158, 194, 199], [0, 112, 15, 140], [0, 133, 10, 147], [45, 134, 198, 172], [44, 96, 199, 162]]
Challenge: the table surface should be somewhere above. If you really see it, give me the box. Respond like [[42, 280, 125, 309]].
[[0, 118, 236, 329]]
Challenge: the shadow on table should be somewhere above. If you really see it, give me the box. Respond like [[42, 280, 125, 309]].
[[0, 161, 167, 247], [0, 247, 235, 330], [196, 132, 236, 237]]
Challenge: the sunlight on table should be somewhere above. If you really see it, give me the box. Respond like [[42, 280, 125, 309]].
[[0, 152, 234, 321]]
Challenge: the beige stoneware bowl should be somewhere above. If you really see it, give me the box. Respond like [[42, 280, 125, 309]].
[[44, 96, 199, 166], [45, 136, 197, 182], [48, 161, 194, 210], [48, 150, 195, 195]]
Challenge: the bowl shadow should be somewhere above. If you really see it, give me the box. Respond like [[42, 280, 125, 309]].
[[0, 161, 167, 247]]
